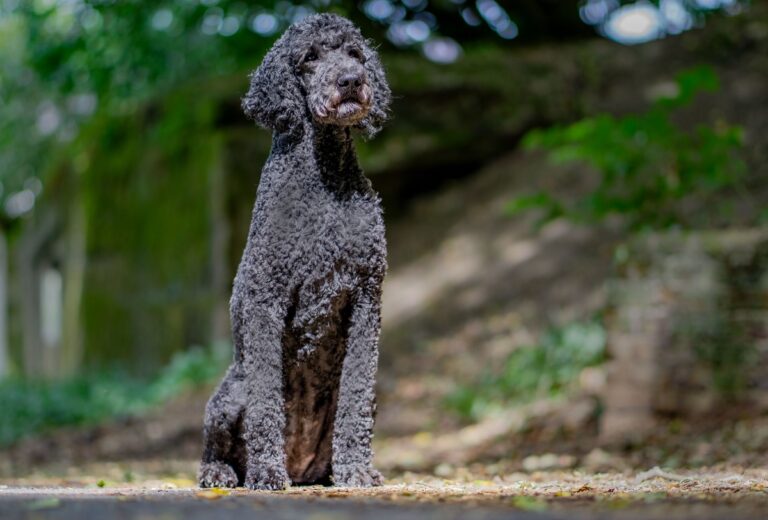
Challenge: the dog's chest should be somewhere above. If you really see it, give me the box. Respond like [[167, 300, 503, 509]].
[[286, 193, 384, 342], [304, 193, 385, 269]]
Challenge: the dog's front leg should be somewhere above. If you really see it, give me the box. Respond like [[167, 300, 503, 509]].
[[332, 280, 384, 487], [240, 305, 290, 490]]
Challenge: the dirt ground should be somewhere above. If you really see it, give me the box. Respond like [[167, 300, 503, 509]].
[[4, 405, 768, 518], [2, 467, 768, 519], [4, 405, 768, 517]]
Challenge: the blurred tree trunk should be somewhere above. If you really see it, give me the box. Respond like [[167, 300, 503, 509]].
[[0, 231, 7, 378], [17, 211, 56, 377], [208, 134, 231, 351], [60, 186, 86, 377], [14, 179, 85, 379]]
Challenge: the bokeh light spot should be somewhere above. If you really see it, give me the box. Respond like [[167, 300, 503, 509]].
[[201, 8, 223, 35], [660, 0, 693, 34], [603, 2, 663, 44], [219, 15, 240, 36], [36, 104, 60, 136], [5, 189, 35, 218], [476, 0, 518, 39], [402, 0, 427, 11], [422, 37, 462, 63], [364, 0, 395, 21], [151, 9, 174, 31], [579, 0, 619, 25], [461, 7, 482, 27], [405, 19, 430, 42], [251, 13, 278, 36]]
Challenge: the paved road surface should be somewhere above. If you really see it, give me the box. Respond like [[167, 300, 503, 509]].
[[1, 488, 767, 520]]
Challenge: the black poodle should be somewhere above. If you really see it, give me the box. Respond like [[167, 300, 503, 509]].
[[198, 13, 391, 490]]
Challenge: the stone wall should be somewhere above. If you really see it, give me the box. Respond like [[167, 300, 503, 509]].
[[601, 229, 768, 440]]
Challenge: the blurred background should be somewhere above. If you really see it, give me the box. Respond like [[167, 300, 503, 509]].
[[1, 0, 768, 482]]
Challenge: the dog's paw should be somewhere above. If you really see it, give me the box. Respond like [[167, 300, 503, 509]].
[[198, 461, 238, 488], [333, 464, 384, 487], [244, 465, 290, 491]]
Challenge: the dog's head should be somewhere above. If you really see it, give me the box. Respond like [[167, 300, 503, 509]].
[[243, 14, 391, 137]]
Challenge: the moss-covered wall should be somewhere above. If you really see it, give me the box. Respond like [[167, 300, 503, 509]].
[[602, 230, 768, 441], [79, 95, 224, 374]]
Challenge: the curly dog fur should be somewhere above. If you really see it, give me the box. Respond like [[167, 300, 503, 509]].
[[198, 13, 391, 490]]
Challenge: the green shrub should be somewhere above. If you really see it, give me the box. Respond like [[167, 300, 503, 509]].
[[509, 66, 746, 230], [445, 320, 605, 420], [0, 345, 229, 446]]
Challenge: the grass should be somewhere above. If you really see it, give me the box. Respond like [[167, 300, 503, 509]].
[[0, 345, 229, 447]]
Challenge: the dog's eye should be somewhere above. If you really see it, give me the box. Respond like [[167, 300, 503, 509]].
[[304, 50, 318, 63], [348, 48, 365, 62]]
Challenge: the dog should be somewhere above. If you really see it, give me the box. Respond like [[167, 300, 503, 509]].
[[198, 13, 391, 490]]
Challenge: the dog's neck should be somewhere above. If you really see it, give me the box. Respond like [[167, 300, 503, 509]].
[[304, 123, 367, 195], [269, 122, 369, 196]]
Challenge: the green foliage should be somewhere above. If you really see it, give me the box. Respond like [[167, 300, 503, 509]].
[[510, 66, 746, 230], [0, 0, 282, 217], [0, 3, 750, 222], [445, 320, 605, 421], [0, 345, 229, 447], [150, 344, 230, 402], [685, 314, 753, 398]]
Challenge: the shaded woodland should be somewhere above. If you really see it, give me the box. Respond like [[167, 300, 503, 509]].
[[1, 2, 768, 509]]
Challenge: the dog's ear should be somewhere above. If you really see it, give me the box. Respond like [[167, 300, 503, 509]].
[[357, 40, 391, 138], [242, 34, 304, 135]]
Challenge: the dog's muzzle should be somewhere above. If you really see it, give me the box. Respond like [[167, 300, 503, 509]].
[[315, 72, 371, 122]]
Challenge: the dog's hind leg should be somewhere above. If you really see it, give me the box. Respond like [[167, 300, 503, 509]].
[[198, 364, 244, 488]]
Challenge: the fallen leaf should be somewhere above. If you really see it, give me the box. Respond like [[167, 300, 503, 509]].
[[196, 488, 231, 499], [511, 496, 548, 511], [27, 498, 61, 510]]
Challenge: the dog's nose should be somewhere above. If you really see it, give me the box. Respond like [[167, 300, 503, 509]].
[[337, 73, 363, 89]]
